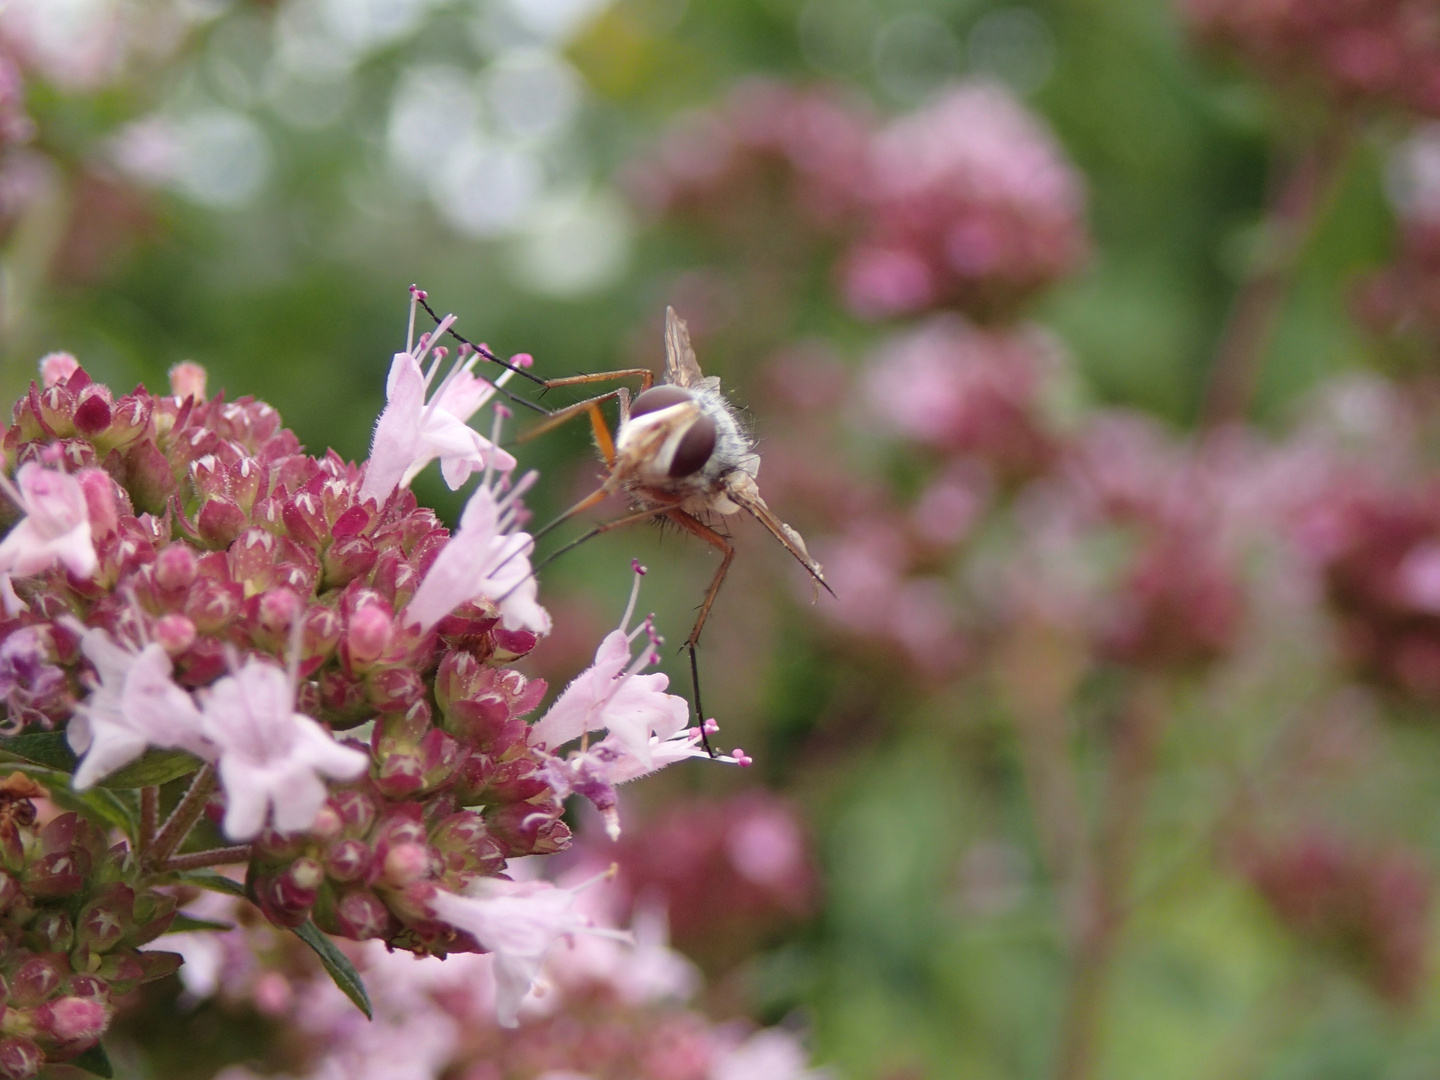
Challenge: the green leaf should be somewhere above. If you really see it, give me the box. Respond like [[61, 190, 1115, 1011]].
[[167, 914, 235, 933], [0, 731, 76, 771], [99, 749, 200, 789], [291, 920, 372, 1019], [69, 1041, 114, 1078], [46, 784, 138, 837], [173, 871, 247, 898]]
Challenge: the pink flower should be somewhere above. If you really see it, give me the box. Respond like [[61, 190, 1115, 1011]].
[[68, 628, 208, 789], [359, 308, 517, 503], [527, 570, 687, 767], [38, 352, 80, 387], [0, 462, 97, 579], [199, 657, 369, 841], [430, 877, 627, 1027], [404, 471, 550, 635]]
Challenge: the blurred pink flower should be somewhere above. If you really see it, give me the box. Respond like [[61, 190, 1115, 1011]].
[[200, 656, 368, 840], [842, 82, 1089, 319], [431, 876, 626, 1027], [0, 462, 97, 579]]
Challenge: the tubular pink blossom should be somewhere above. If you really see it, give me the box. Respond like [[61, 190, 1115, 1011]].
[[68, 628, 209, 790], [404, 471, 550, 636], [359, 310, 517, 503], [200, 657, 369, 841]]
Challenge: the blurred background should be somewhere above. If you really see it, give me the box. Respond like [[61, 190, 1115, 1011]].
[[11, 0, 1440, 1076]]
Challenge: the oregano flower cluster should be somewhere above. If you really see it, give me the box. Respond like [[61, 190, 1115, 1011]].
[[0, 302, 739, 1077]]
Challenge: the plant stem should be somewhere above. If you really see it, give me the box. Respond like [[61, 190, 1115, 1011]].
[[1200, 120, 1354, 430], [1052, 678, 1168, 1080], [146, 765, 216, 869], [139, 786, 158, 852], [161, 845, 252, 872]]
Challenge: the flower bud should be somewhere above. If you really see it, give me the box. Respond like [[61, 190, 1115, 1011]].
[[322, 535, 378, 591], [331, 889, 393, 940], [183, 576, 242, 634], [72, 385, 113, 437], [102, 393, 152, 450], [196, 496, 246, 548], [153, 613, 196, 654], [0, 1037, 41, 1079], [345, 603, 392, 666], [168, 362, 207, 400], [11, 956, 64, 1005], [39, 352, 80, 388], [76, 469, 118, 539], [323, 839, 371, 882], [330, 790, 378, 836], [365, 666, 426, 712], [27, 909, 72, 952], [34, 996, 107, 1046], [76, 887, 132, 953], [381, 842, 430, 887], [153, 543, 198, 592]]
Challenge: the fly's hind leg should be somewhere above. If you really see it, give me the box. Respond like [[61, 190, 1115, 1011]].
[[666, 509, 736, 756]]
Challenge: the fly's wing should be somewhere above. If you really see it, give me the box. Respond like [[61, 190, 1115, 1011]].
[[664, 306, 708, 389], [725, 472, 834, 599]]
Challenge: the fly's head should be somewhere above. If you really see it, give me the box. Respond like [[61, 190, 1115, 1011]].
[[613, 385, 719, 497]]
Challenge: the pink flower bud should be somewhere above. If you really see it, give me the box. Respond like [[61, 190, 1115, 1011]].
[[0, 1036, 41, 1079], [35, 996, 107, 1044], [331, 790, 377, 834], [310, 805, 343, 840], [76, 469, 118, 539], [72, 385, 113, 437], [346, 604, 392, 665], [168, 361, 207, 401], [10, 957, 63, 1005], [153, 613, 196, 653], [323, 838, 371, 882], [257, 587, 301, 636], [38, 352, 80, 388], [381, 841, 430, 886], [322, 535, 378, 590], [183, 576, 242, 634], [333, 889, 392, 940], [366, 666, 426, 711], [123, 440, 177, 514], [193, 495, 244, 548]]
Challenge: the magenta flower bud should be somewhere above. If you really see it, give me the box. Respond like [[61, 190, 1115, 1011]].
[[77, 889, 132, 953], [316, 668, 370, 726], [0, 1037, 41, 1079], [257, 587, 302, 637], [365, 666, 426, 711], [102, 393, 152, 450], [24, 850, 89, 898], [35, 996, 107, 1045], [229, 456, 263, 512], [11, 956, 64, 1005], [430, 812, 506, 878], [188, 454, 227, 500], [488, 800, 570, 857], [310, 805, 343, 840], [153, 613, 196, 654], [123, 439, 178, 514], [303, 605, 343, 667], [345, 603, 392, 665], [322, 535, 378, 591], [72, 385, 113, 437], [28, 910, 73, 951], [381, 841, 430, 886], [282, 491, 328, 550], [183, 576, 242, 633], [64, 976, 107, 1002], [168, 361, 207, 400], [332, 889, 392, 940], [39, 352, 80, 388], [153, 542, 198, 592], [196, 496, 246, 548], [75, 469, 118, 538], [331, 790, 378, 835], [263, 858, 324, 925], [324, 839, 372, 882]]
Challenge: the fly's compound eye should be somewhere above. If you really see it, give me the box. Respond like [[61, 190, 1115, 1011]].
[[630, 385, 694, 417], [668, 414, 716, 478]]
